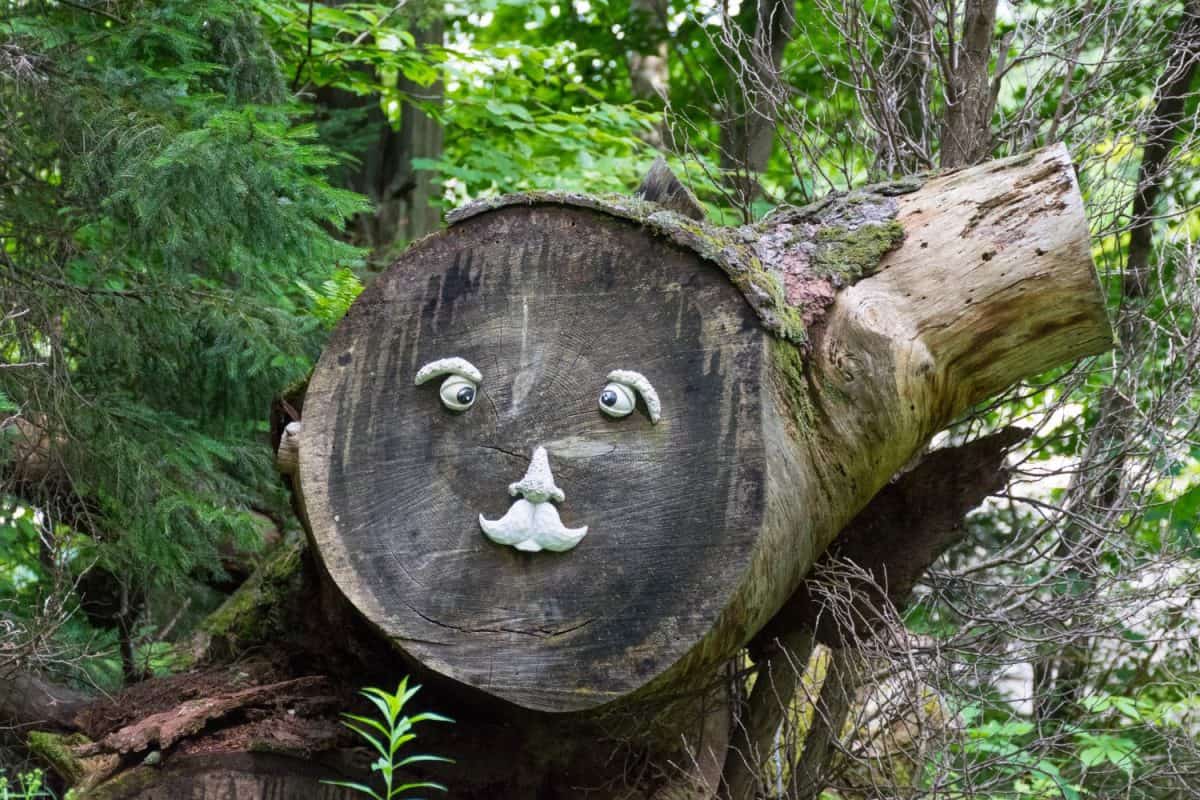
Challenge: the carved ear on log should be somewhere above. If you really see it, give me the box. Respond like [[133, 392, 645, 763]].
[[296, 143, 1111, 714]]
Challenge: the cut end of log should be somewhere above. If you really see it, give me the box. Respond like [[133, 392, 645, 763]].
[[299, 204, 769, 712]]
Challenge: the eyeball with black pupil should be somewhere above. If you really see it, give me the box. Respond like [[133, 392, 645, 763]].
[[439, 375, 478, 411], [598, 382, 636, 418]]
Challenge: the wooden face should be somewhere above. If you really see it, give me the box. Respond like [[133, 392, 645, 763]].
[[301, 206, 766, 711]]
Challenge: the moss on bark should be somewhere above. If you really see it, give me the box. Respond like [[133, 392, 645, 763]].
[[27, 731, 122, 794], [198, 534, 305, 658], [27, 731, 89, 785], [82, 767, 159, 800], [812, 220, 906, 281]]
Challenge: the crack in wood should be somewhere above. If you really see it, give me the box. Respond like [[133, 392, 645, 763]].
[[404, 600, 596, 639], [475, 443, 528, 461]]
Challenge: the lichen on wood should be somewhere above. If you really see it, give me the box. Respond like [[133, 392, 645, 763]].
[[446, 177, 920, 348], [754, 189, 910, 331]]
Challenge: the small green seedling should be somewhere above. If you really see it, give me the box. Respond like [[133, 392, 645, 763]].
[[0, 769, 53, 800], [322, 678, 453, 799]]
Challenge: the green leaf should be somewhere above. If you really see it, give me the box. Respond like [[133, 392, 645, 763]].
[[320, 780, 384, 800], [341, 713, 391, 738], [326, 678, 452, 796], [396, 754, 454, 767], [401, 61, 439, 88]]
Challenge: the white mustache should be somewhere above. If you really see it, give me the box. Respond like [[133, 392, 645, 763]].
[[479, 499, 588, 553]]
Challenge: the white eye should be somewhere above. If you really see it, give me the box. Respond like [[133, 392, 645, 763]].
[[439, 375, 478, 411], [598, 382, 636, 418]]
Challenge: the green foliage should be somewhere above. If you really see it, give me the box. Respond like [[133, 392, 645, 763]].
[[930, 693, 1194, 799], [323, 678, 453, 800], [298, 267, 364, 329], [0, 505, 46, 601], [0, 0, 366, 599], [254, 0, 660, 205], [428, 39, 659, 199]]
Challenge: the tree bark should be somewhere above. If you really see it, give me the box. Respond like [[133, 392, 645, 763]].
[[879, 0, 933, 172], [784, 646, 857, 800], [718, 0, 797, 203], [0, 668, 89, 730], [381, 14, 444, 248], [628, 0, 671, 149], [317, 9, 443, 258], [721, 628, 815, 800], [939, 0, 999, 168]]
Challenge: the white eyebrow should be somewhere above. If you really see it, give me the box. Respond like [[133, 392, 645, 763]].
[[415, 357, 483, 386], [608, 369, 661, 424]]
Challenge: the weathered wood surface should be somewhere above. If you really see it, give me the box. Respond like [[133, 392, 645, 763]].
[[298, 144, 1110, 716], [299, 207, 770, 712], [0, 667, 90, 730]]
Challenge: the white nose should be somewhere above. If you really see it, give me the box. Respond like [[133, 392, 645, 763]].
[[508, 446, 565, 504]]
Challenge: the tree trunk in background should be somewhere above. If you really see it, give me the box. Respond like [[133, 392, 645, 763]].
[[1035, 0, 1200, 730], [381, 15, 444, 250], [628, 0, 670, 148], [628, 0, 669, 102], [718, 0, 796, 204], [939, 0, 998, 168], [317, 11, 443, 262]]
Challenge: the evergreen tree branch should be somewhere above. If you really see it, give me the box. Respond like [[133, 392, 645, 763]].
[[57, 0, 126, 25]]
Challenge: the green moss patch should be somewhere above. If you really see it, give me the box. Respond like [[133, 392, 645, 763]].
[[200, 534, 306, 657], [28, 731, 90, 785]]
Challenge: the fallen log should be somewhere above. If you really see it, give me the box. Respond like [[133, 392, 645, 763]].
[[30, 144, 1111, 799], [296, 144, 1108, 715]]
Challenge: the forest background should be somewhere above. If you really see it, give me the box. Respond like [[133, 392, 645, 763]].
[[1, 0, 1199, 797]]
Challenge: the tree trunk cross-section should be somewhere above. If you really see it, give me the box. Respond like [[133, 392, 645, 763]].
[[300, 208, 771, 712], [298, 144, 1112, 717]]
